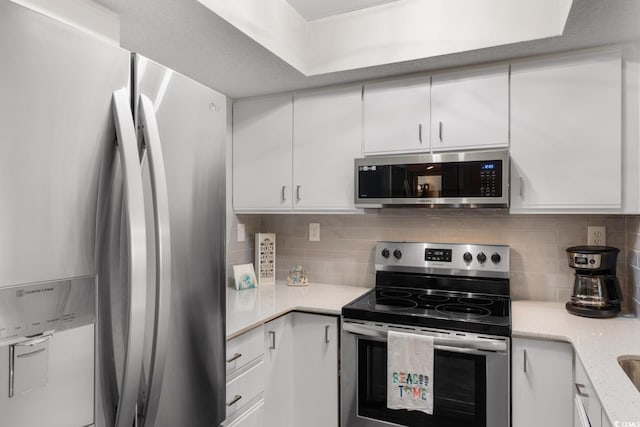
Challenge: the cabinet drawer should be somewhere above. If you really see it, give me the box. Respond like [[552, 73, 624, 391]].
[[227, 326, 264, 375], [226, 361, 265, 418], [223, 398, 264, 427]]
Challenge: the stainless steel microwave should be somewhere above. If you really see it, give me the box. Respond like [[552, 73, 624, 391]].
[[355, 149, 509, 208]]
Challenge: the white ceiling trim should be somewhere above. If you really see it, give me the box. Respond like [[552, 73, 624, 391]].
[[198, 0, 573, 77], [285, 0, 400, 21]]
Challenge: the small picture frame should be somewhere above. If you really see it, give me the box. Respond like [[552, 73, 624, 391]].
[[233, 263, 257, 290], [255, 233, 276, 285]]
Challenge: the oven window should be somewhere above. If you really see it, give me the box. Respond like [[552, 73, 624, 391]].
[[357, 339, 487, 427]]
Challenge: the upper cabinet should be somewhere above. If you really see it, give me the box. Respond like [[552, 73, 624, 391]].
[[293, 86, 362, 211], [363, 76, 430, 155], [233, 87, 362, 213], [431, 65, 509, 152], [233, 95, 293, 211], [510, 49, 622, 213]]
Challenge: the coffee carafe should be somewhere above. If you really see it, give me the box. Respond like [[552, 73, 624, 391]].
[[566, 246, 623, 318]]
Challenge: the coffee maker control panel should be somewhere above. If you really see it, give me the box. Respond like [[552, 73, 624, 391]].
[[569, 253, 601, 269]]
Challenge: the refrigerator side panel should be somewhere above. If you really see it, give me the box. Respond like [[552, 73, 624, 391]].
[[134, 55, 227, 427], [0, 1, 130, 287]]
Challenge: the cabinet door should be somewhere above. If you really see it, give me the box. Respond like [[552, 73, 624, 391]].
[[293, 87, 362, 210], [233, 96, 293, 211], [510, 49, 622, 212], [292, 313, 339, 427], [512, 338, 574, 427], [263, 315, 294, 427], [575, 355, 602, 427], [363, 76, 430, 155], [431, 65, 508, 152]]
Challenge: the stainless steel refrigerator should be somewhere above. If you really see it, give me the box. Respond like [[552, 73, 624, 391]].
[[0, 2, 226, 426]]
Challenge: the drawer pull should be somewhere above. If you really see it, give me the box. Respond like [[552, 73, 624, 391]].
[[575, 383, 589, 398], [226, 353, 242, 363], [226, 394, 242, 406]]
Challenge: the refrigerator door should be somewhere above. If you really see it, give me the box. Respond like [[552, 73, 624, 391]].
[[0, 3, 148, 427], [133, 54, 227, 427], [0, 0, 130, 288]]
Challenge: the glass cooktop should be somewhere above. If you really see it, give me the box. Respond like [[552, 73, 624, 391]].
[[342, 287, 511, 336]]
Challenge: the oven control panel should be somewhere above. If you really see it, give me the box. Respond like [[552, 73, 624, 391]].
[[375, 241, 510, 278]]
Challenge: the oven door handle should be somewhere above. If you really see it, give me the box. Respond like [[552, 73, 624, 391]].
[[342, 322, 508, 353]]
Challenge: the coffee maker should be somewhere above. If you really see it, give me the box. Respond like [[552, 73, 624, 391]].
[[566, 246, 623, 318]]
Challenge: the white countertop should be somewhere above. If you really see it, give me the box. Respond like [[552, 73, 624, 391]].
[[512, 301, 640, 425], [226, 281, 370, 339]]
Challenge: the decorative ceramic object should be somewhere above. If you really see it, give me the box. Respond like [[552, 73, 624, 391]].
[[287, 265, 309, 287], [233, 263, 257, 290], [255, 233, 276, 285]]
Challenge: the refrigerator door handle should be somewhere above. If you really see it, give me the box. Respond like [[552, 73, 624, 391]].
[[111, 88, 148, 427], [138, 94, 172, 427]]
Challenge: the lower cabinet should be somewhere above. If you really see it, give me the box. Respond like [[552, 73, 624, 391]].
[[575, 354, 613, 427], [226, 312, 339, 427], [513, 337, 614, 427], [511, 338, 574, 427], [263, 312, 339, 427]]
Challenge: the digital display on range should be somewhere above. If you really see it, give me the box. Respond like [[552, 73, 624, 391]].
[[425, 249, 452, 262]]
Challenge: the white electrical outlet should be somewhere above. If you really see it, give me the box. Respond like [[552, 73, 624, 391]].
[[237, 223, 246, 242], [587, 226, 606, 246], [309, 223, 320, 242]]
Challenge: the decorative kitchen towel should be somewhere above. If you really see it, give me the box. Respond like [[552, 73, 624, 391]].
[[387, 330, 434, 415]]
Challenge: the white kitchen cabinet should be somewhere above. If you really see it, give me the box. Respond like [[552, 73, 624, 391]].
[[574, 354, 613, 427], [430, 65, 509, 152], [233, 95, 293, 211], [512, 338, 574, 427], [224, 325, 266, 425], [293, 86, 362, 210], [291, 313, 339, 427], [363, 76, 430, 155], [261, 312, 340, 427], [263, 314, 294, 427], [510, 49, 622, 213]]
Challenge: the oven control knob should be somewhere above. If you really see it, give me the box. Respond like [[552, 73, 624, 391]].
[[463, 252, 473, 263], [477, 252, 487, 263], [393, 249, 403, 260], [381, 248, 390, 258], [491, 253, 501, 264]]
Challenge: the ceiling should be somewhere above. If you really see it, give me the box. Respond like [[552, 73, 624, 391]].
[[95, 0, 640, 99], [285, 0, 399, 21]]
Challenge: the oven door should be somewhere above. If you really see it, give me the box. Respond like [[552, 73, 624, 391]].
[[341, 321, 509, 427]]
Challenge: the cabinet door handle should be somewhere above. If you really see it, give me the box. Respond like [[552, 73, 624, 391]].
[[325, 325, 330, 343], [439, 121, 443, 142], [418, 124, 423, 143], [226, 353, 242, 363], [269, 331, 276, 349], [523, 349, 528, 373], [226, 395, 242, 406], [281, 186, 287, 202], [575, 383, 589, 398], [519, 177, 525, 198], [296, 185, 302, 201]]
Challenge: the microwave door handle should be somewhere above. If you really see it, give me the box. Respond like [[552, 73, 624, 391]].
[[112, 88, 148, 427], [138, 94, 172, 427]]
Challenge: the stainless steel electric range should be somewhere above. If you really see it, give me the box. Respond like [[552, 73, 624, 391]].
[[341, 241, 511, 427]]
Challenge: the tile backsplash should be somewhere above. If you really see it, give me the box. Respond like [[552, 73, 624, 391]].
[[228, 210, 638, 314]]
